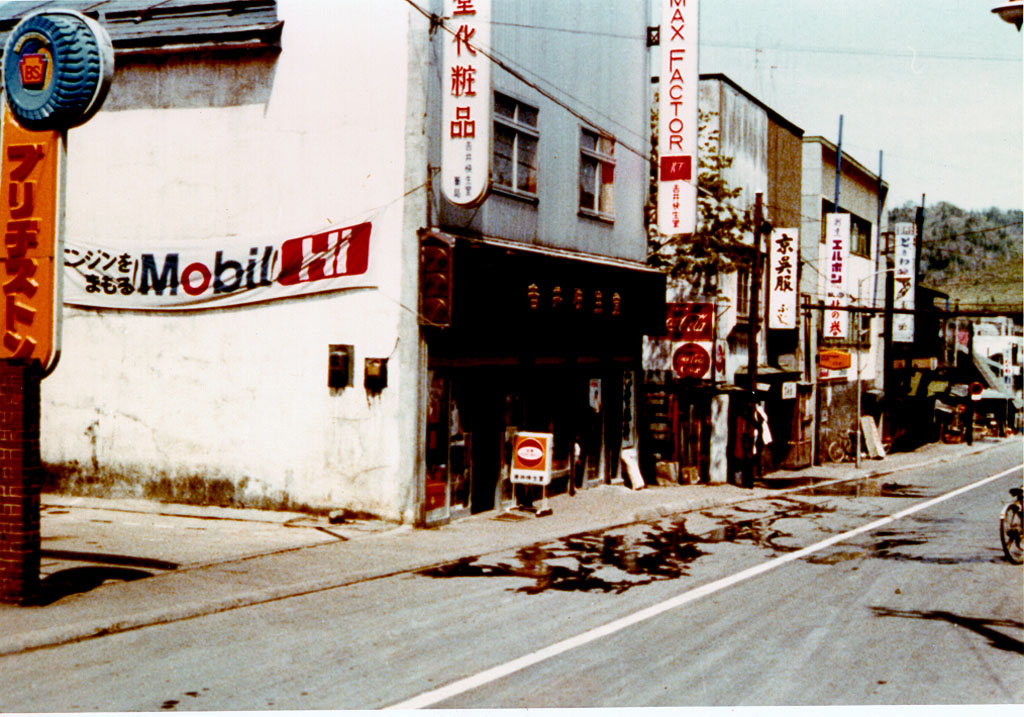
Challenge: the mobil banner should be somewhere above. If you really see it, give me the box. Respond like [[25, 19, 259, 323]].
[[63, 215, 378, 310]]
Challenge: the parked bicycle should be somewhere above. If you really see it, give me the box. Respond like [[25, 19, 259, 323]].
[[825, 424, 892, 463], [1000, 487, 1023, 565]]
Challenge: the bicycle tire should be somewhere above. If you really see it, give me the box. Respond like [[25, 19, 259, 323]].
[[1000, 501, 1023, 565], [826, 439, 846, 463]]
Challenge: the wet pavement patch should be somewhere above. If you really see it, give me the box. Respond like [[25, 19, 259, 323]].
[[789, 477, 930, 499], [419, 500, 835, 595]]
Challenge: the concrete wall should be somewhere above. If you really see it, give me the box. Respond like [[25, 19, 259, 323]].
[[41, 1, 426, 521]]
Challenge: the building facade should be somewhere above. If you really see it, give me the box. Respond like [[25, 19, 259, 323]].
[[2, 0, 662, 523], [800, 136, 888, 462], [642, 74, 805, 486]]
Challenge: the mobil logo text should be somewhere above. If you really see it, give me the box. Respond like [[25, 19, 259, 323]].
[[138, 223, 370, 297]]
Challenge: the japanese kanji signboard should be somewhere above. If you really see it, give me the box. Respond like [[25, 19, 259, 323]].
[[441, 0, 490, 206], [768, 228, 798, 329], [824, 213, 849, 340], [0, 105, 62, 368], [657, 0, 698, 236], [892, 221, 915, 343]]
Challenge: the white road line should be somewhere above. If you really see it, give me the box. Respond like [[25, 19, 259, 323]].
[[387, 464, 1023, 710]]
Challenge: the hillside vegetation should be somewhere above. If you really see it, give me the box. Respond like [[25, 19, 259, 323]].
[[888, 202, 1023, 312]]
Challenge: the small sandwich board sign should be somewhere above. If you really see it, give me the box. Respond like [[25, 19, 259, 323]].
[[510, 432, 553, 485]]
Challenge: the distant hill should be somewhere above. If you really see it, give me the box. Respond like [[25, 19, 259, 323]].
[[888, 202, 1023, 312]]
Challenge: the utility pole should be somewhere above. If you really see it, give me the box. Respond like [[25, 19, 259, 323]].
[[744, 192, 764, 486], [834, 115, 844, 210]]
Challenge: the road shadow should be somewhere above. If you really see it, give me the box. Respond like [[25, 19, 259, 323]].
[[32, 566, 153, 606], [870, 606, 1024, 654]]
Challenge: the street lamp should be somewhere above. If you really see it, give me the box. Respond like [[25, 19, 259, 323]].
[[854, 268, 895, 468]]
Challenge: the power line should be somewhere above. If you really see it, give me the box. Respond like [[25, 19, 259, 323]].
[[703, 41, 1020, 64], [405, 0, 651, 162]]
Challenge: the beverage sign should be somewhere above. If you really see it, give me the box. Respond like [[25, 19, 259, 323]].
[[664, 302, 714, 380], [663, 301, 713, 341], [768, 228, 798, 329], [657, 0, 698, 236], [510, 431, 553, 485], [441, 0, 491, 206], [0, 104, 62, 369], [672, 341, 711, 379], [893, 221, 915, 343], [824, 213, 849, 340]]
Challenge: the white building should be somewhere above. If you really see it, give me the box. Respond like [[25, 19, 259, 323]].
[[2, 0, 662, 524]]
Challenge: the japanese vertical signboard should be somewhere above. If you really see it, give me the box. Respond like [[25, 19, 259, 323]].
[[666, 302, 714, 380], [824, 213, 849, 340], [657, 0, 698, 236], [768, 228, 798, 329], [0, 105, 62, 369], [892, 221, 915, 343], [441, 0, 490, 206]]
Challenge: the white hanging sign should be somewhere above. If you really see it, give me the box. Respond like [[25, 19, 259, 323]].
[[441, 0, 491, 206], [768, 228, 798, 329], [824, 213, 849, 340], [657, 0, 698, 236], [893, 221, 916, 343]]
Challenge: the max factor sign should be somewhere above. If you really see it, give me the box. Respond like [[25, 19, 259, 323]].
[[63, 221, 375, 310]]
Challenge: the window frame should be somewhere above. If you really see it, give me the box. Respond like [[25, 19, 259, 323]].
[[736, 268, 751, 318], [578, 127, 616, 222], [492, 92, 539, 201]]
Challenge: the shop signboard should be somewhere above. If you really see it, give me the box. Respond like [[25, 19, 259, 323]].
[[768, 228, 798, 329], [0, 105, 61, 368], [824, 213, 849, 340], [510, 431, 553, 485], [892, 221, 916, 343], [441, 0, 491, 206], [819, 349, 852, 370], [657, 0, 698, 236]]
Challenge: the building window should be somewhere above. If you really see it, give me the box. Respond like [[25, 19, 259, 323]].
[[820, 201, 872, 257], [736, 268, 750, 317], [579, 128, 615, 220], [493, 93, 538, 198], [850, 214, 872, 257]]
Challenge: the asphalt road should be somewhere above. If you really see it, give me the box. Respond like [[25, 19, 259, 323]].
[[1, 442, 1021, 710]]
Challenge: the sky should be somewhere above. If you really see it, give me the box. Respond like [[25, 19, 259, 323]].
[[694, 0, 1023, 212]]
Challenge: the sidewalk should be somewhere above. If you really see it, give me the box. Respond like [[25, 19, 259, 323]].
[[0, 436, 1017, 657]]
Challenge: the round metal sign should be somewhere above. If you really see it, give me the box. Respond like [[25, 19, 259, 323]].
[[673, 342, 711, 379], [514, 437, 545, 469], [3, 10, 113, 131]]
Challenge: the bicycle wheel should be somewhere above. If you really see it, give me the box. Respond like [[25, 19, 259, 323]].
[[826, 439, 846, 463], [1000, 501, 1023, 565]]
